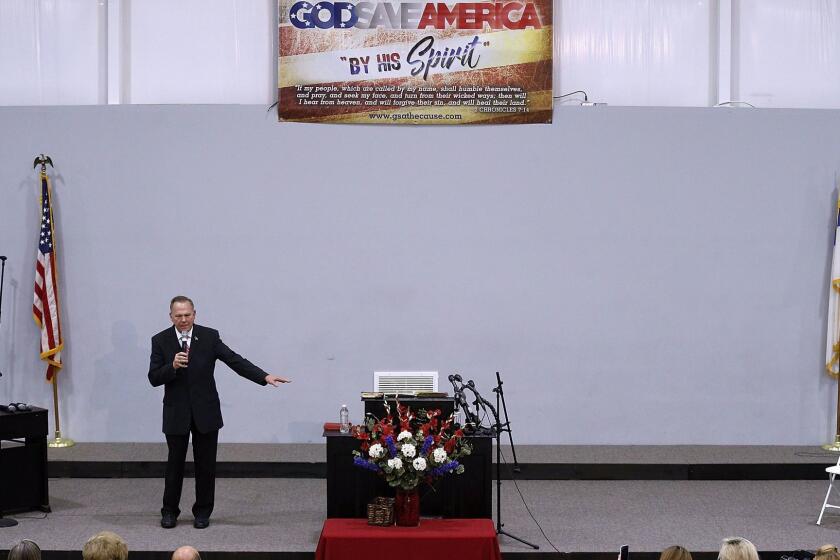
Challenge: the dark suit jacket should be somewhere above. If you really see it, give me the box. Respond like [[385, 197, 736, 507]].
[[148, 324, 268, 435]]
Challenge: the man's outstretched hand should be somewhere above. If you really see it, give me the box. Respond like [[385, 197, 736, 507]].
[[265, 374, 291, 387]]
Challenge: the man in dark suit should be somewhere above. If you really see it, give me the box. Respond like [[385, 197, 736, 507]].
[[148, 296, 289, 529]]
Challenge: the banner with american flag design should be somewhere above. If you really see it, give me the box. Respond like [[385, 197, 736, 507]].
[[33, 174, 63, 382], [278, 0, 552, 124]]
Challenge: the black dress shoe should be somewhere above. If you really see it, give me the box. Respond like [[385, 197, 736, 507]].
[[160, 513, 177, 529], [193, 518, 209, 529]]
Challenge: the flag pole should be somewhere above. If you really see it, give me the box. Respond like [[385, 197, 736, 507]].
[[32, 155, 74, 449], [48, 374, 73, 448], [824, 192, 840, 451], [824, 305, 840, 451]]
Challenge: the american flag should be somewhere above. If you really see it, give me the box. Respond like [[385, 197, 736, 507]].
[[33, 174, 63, 382]]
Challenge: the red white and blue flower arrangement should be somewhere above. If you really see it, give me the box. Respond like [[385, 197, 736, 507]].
[[353, 401, 471, 489]]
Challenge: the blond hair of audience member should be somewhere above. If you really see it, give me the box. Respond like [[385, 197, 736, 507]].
[[8, 540, 41, 560], [171, 546, 201, 560], [660, 545, 693, 560], [718, 537, 759, 560], [816, 545, 840, 560], [82, 531, 128, 560]]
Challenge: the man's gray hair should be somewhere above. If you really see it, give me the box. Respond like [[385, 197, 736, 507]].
[[170, 296, 194, 310]]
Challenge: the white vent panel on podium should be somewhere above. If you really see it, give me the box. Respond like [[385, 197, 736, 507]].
[[373, 372, 438, 393]]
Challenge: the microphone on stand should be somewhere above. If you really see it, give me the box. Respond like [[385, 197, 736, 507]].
[[448, 373, 462, 416], [448, 374, 476, 429], [463, 380, 498, 433], [452, 374, 482, 429], [447, 374, 459, 394]]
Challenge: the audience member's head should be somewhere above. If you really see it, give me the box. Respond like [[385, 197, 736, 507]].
[[82, 531, 128, 560], [816, 545, 840, 560], [7, 540, 41, 560], [719, 537, 759, 560], [660, 545, 693, 560], [171, 546, 201, 560]]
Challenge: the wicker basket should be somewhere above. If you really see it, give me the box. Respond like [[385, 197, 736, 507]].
[[367, 496, 395, 526]]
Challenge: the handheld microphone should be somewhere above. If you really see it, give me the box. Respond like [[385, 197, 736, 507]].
[[179, 332, 190, 367], [12, 403, 31, 411], [1, 404, 17, 413]]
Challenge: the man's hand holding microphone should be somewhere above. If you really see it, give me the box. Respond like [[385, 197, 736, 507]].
[[173, 334, 190, 370]]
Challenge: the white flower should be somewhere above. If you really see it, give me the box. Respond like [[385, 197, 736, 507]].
[[401, 443, 416, 458], [413, 457, 427, 471], [397, 430, 412, 442], [433, 448, 448, 463], [368, 443, 384, 459], [387, 457, 403, 470]]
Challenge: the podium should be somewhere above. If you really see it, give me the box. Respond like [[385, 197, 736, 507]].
[[325, 396, 491, 518], [0, 407, 50, 513]]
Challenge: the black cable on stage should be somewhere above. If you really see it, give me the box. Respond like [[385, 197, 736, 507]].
[[498, 445, 565, 555]]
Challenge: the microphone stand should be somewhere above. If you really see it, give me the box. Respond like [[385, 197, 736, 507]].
[[466, 378, 537, 549], [494, 371, 521, 473]]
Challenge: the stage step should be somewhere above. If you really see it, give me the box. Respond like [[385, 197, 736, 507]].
[[45, 443, 835, 480]]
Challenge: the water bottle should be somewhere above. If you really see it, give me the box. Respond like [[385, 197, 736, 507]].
[[339, 404, 350, 433]]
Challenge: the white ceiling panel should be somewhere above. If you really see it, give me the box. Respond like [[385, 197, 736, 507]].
[[128, 0, 273, 104], [556, 0, 713, 107], [0, 0, 100, 105], [738, 0, 840, 109]]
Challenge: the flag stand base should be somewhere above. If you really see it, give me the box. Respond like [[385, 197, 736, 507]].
[[822, 435, 840, 452], [48, 430, 75, 448]]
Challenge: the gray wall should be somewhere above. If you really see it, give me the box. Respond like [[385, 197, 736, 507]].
[[0, 105, 838, 444]]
